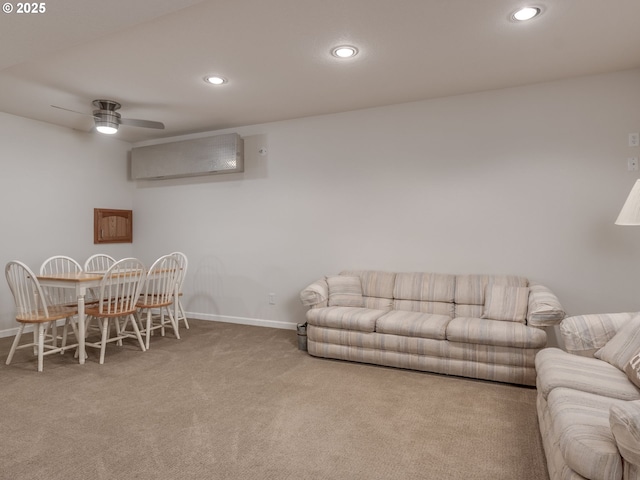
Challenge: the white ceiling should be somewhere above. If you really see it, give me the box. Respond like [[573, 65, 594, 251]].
[[1, 0, 640, 143]]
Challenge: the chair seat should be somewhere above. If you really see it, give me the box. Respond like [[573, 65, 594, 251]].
[[137, 295, 174, 309], [86, 304, 137, 318], [16, 305, 78, 323]]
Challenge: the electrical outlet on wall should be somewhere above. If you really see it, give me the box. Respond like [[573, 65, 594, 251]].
[[630, 133, 640, 147], [628, 157, 638, 171], [268, 293, 276, 305]]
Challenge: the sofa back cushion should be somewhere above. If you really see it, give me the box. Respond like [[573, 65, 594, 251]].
[[481, 285, 529, 323], [327, 275, 364, 307], [624, 352, 640, 389], [595, 314, 640, 371], [393, 272, 455, 316], [454, 275, 528, 318], [340, 270, 395, 311]]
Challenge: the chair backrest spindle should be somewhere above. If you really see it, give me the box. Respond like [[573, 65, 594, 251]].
[[6, 261, 50, 320], [84, 254, 116, 273], [39, 255, 82, 307], [96, 258, 147, 316]]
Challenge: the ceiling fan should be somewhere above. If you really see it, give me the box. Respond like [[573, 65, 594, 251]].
[[51, 99, 165, 134]]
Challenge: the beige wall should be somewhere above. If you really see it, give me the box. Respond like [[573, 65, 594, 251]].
[[1, 68, 640, 339], [0, 114, 134, 333], [131, 68, 640, 332]]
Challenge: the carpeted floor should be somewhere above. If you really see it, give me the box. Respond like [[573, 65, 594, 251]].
[[0, 320, 549, 480]]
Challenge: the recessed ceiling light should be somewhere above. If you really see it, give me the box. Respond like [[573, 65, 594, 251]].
[[512, 6, 541, 21], [204, 75, 227, 85], [331, 45, 358, 58]]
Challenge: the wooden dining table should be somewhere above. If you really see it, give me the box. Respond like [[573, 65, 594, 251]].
[[36, 271, 104, 364], [37, 269, 181, 364]]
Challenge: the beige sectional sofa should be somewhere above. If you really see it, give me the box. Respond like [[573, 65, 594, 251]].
[[300, 270, 565, 386], [536, 312, 640, 480]]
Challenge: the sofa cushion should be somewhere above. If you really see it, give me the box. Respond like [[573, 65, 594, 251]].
[[454, 275, 528, 319], [535, 348, 640, 401], [548, 387, 624, 480], [393, 272, 455, 301], [595, 314, 640, 370], [393, 272, 455, 316], [625, 351, 640, 389], [340, 270, 395, 298], [454, 274, 528, 306], [446, 317, 546, 349], [327, 275, 364, 307], [393, 299, 455, 316], [376, 311, 451, 340], [481, 285, 529, 323], [610, 400, 640, 467], [340, 270, 395, 311], [306, 307, 386, 333]]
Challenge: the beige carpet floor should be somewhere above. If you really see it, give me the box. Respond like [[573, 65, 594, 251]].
[[0, 320, 549, 480]]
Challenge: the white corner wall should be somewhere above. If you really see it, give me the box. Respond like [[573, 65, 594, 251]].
[[131, 69, 640, 333], [0, 113, 135, 333]]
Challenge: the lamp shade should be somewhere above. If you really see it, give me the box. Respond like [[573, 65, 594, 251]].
[[616, 180, 640, 225]]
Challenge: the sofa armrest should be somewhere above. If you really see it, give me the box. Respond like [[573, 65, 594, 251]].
[[526, 284, 565, 327], [560, 312, 636, 357], [610, 400, 640, 470], [300, 277, 329, 308]]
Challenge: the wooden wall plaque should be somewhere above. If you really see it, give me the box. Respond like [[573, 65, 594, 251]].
[[94, 208, 133, 244]]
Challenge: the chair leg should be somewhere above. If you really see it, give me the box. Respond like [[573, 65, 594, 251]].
[[177, 299, 189, 329], [99, 318, 109, 365], [114, 316, 123, 347], [61, 319, 69, 353], [50, 321, 58, 348], [128, 314, 146, 352], [37, 324, 46, 372], [66, 317, 79, 354], [6, 324, 25, 365], [166, 306, 181, 340], [145, 309, 152, 350]]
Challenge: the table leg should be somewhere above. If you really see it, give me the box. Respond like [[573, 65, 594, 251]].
[[77, 288, 86, 364], [175, 283, 179, 330]]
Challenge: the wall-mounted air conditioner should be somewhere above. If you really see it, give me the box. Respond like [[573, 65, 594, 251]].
[[131, 133, 244, 180]]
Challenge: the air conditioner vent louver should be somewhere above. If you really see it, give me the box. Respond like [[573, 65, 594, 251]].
[[131, 133, 244, 180]]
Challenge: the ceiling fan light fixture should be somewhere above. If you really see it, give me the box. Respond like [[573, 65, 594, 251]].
[[93, 108, 120, 134], [95, 123, 118, 134], [511, 6, 541, 21], [331, 45, 358, 58], [205, 75, 227, 85]]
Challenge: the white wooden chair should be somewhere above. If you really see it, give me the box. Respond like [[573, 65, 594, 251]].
[[39, 255, 82, 306], [5, 261, 79, 372], [170, 251, 189, 329], [39, 255, 83, 348], [84, 258, 147, 364], [135, 254, 182, 349], [83, 254, 116, 272]]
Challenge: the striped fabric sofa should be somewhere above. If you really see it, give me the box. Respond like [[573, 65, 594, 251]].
[[536, 313, 640, 480], [299, 270, 565, 386]]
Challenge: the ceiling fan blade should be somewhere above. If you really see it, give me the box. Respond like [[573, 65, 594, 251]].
[[119, 117, 165, 129], [50, 104, 98, 119]]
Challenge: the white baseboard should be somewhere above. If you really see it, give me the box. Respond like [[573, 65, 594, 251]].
[[0, 313, 298, 339], [0, 325, 20, 339], [188, 312, 297, 331]]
